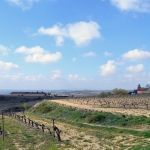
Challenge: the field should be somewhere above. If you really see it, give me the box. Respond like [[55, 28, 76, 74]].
[[50, 95, 150, 117], [0, 96, 150, 150], [0, 117, 58, 150]]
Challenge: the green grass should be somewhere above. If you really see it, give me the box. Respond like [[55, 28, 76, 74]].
[[1, 101, 149, 150], [29, 101, 150, 139], [0, 117, 58, 150], [130, 145, 150, 150], [31, 101, 150, 127], [27, 106, 150, 150]]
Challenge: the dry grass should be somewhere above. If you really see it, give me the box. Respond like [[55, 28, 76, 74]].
[[50, 99, 150, 117]]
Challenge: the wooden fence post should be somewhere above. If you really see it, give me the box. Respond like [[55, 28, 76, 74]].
[[2, 111, 5, 141]]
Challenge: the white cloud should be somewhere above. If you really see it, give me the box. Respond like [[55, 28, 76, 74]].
[[123, 49, 150, 60], [38, 25, 66, 46], [127, 64, 144, 73], [16, 46, 62, 64], [16, 45, 43, 54], [68, 74, 86, 81], [67, 21, 100, 46], [51, 70, 61, 80], [56, 36, 64, 46], [0, 45, 9, 55], [38, 21, 101, 46], [0, 73, 44, 82], [24, 74, 43, 81], [100, 60, 116, 76], [83, 51, 96, 57], [0, 60, 18, 71], [6, 0, 39, 10], [25, 52, 62, 63], [110, 0, 150, 12]]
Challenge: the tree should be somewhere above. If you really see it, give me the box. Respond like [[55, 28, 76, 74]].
[[98, 92, 112, 98], [112, 88, 128, 96]]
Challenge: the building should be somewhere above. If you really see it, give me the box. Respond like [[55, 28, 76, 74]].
[[137, 84, 150, 94], [11, 91, 47, 97]]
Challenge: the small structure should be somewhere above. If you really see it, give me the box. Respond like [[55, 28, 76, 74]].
[[137, 84, 150, 94]]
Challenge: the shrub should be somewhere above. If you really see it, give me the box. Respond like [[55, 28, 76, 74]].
[[112, 88, 128, 96]]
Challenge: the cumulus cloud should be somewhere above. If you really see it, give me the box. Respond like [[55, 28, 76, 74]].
[[123, 49, 150, 60], [0, 45, 9, 55], [24, 74, 43, 81], [16, 46, 62, 64], [67, 21, 100, 46], [51, 70, 61, 80], [0, 60, 18, 71], [83, 51, 96, 57], [38, 25, 66, 46], [68, 74, 86, 81], [0, 73, 44, 84], [6, 0, 39, 10], [127, 64, 144, 73], [38, 21, 101, 46], [100, 60, 116, 76], [110, 0, 150, 12]]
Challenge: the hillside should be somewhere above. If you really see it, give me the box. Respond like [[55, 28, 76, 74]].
[[0, 99, 150, 150]]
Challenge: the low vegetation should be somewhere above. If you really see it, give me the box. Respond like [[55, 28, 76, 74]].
[[28, 101, 150, 149], [98, 88, 128, 97], [0, 117, 58, 150], [112, 88, 128, 96], [1, 100, 150, 150], [31, 101, 150, 128]]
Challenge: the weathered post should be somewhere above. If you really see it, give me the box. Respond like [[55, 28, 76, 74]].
[[0, 126, 2, 135], [28, 118, 31, 126], [2, 111, 5, 141], [41, 124, 45, 132], [47, 128, 52, 135], [52, 118, 61, 142], [31, 120, 34, 127], [52, 118, 55, 137]]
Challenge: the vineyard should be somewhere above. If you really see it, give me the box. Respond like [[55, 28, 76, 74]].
[[50, 95, 150, 117], [67, 95, 150, 109], [0, 96, 150, 150]]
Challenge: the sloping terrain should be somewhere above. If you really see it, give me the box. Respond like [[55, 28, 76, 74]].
[[1, 100, 150, 150], [0, 117, 58, 150], [50, 99, 150, 117], [28, 101, 150, 150]]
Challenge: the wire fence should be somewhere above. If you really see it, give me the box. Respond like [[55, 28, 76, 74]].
[[0, 110, 61, 143]]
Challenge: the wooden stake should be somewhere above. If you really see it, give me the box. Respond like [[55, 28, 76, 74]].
[[2, 112, 4, 141]]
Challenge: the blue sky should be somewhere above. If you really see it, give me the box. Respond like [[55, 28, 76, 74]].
[[0, 0, 150, 90]]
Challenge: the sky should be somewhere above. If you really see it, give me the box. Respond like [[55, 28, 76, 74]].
[[0, 0, 150, 90]]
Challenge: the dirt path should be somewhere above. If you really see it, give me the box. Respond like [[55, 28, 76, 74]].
[[50, 99, 150, 117]]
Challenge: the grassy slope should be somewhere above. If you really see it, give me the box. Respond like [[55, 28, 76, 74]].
[[28, 101, 150, 150], [1, 101, 150, 150], [0, 117, 58, 150], [31, 101, 150, 128]]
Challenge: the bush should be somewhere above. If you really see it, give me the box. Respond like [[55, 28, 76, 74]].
[[112, 88, 128, 96], [20, 103, 31, 111], [97, 92, 112, 98], [86, 113, 106, 123], [32, 102, 55, 113]]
